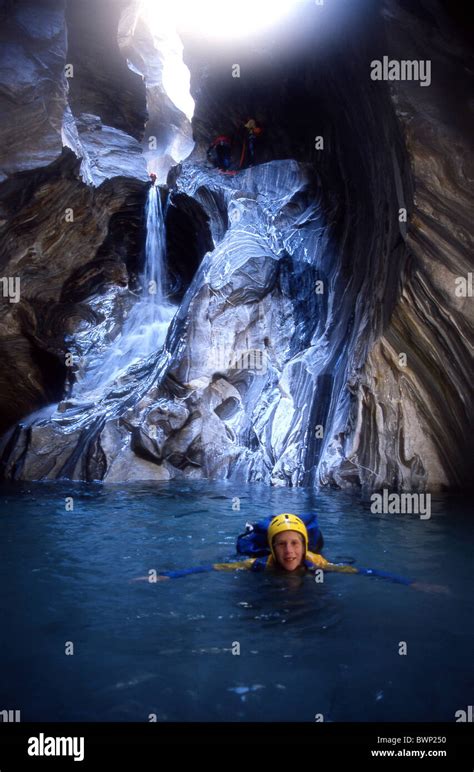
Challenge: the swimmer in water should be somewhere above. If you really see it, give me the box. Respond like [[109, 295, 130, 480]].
[[132, 513, 448, 593]]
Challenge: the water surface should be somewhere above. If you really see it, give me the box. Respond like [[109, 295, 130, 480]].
[[0, 481, 472, 722]]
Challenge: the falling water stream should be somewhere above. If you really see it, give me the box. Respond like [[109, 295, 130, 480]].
[[28, 184, 178, 438], [70, 184, 174, 400], [143, 184, 168, 308]]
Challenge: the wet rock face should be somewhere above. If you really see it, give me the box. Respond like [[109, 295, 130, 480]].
[[65, 0, 147, 142], [0, 155, 405, 486], [165, 193, 214, 303], [0, 0, 472, 492], [0, 150, 146, 436], [327, 0, 474, 491], [0, 147, 205, 440], [0, 0, 68, 181], [61, 0, 149, 186], [62, 110, 149, 186], [0, 0, 152, 435]]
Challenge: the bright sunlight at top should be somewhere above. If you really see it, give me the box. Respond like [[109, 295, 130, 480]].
[[140, 0, 305, 42]]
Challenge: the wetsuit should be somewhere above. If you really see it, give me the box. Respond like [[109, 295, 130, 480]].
[[207, 135, 232, 170]]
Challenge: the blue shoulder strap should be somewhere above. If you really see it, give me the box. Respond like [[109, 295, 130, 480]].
[[251, 556, 269, 572]]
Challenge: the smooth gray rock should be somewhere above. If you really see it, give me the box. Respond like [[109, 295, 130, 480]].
[[0, 0, 471, 494], [63, 111, 149, 185], [0, 6, 68, 181]]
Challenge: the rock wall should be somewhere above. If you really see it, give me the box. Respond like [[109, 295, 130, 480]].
[[0, 0, 68, 181], [0, 0, 149, 435], [0, 0, 471, 491], [323, 0, 474, 490]]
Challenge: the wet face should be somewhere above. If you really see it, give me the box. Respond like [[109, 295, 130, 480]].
[[273, 531, 305, 572]]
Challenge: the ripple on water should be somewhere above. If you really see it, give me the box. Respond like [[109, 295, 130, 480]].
[[0, 483, 472, 721]]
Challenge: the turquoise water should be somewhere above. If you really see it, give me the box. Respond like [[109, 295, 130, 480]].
[[0, 481, 472, 722]]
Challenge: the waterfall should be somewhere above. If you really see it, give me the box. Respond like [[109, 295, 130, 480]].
[[68, 184, 174, 400], [143, 185, 167, 309]]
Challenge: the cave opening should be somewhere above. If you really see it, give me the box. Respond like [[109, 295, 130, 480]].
[[164, 193, 214, 304]]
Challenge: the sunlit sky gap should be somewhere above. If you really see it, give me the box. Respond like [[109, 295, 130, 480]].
[[139, 0, 307, 120]]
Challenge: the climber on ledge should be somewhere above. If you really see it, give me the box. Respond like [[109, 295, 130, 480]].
[[131, 513, 449, 592], [206, 135, 233, 171], [240, 117, 263, 168], [149, 172, 157, 185]]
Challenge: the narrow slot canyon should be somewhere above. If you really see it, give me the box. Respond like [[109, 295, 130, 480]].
[[0, 0, 473, 733], [0, 0, 471, 492]]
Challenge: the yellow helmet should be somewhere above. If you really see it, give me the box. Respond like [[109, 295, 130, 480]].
[[267, 514, 308, 558]]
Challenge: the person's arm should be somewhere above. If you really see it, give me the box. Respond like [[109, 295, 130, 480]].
[[309, 552, 410, 583], [307, 552, 358, 575], [131, 558, 256, 582], [308, 553, 449, 592], [213, 559, 255, 572], [354, 567, 450, 593]]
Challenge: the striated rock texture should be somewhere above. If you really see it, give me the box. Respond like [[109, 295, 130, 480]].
[[0, 0, 472, 492], [62, 0, 149, 186], [0, 0, 150, 434], [65, 0, 147, 142], [0, 150, 442, 487], [0, 149, 146, 436], [62, 110, 148, 186], [323, 0, 474, 491], [0, 0, 68, 182]]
